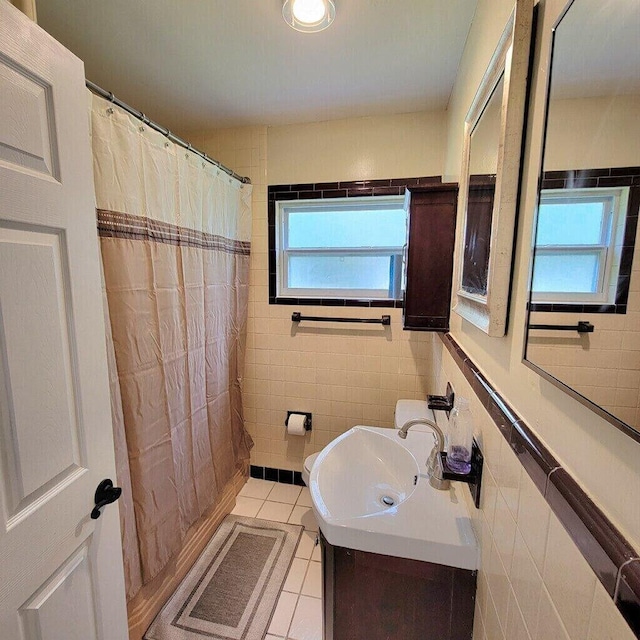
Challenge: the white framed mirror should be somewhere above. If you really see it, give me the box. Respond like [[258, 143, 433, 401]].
[[454, 0, 534, 336]]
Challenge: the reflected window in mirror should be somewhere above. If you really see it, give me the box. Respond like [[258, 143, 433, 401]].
[[524, 0, 640, 441], [532, 183, 634, 308]]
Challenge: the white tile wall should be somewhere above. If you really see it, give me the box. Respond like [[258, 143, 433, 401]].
[[192, 125, 442, 472], [433, 342, 636, 640]]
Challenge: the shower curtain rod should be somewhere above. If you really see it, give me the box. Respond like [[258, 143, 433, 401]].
[[86, 80, 251, 185]]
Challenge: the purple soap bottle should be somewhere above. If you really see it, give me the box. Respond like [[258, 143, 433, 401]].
[[446, 397, 473, 474]]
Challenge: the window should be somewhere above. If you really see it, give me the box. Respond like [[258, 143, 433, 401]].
[[276, 196, 406, 300], [532, 187, 629, 304]]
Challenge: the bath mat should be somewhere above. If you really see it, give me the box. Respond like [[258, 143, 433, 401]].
[[144, 515, 303, 640]]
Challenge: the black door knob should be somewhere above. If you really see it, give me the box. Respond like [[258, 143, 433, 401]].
[[91, 478, 122, 519]]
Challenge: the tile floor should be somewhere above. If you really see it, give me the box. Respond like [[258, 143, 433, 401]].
[[231, 478, 322, 640]]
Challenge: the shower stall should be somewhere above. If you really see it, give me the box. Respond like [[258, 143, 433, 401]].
[[89, 89, 253, 611]]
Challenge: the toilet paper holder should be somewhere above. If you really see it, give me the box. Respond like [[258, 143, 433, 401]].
[[285, 411, 312, 432]]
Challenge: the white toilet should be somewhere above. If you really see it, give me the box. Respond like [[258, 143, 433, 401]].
[[301, 399, 435, 486], [302, 452, 319, 487]]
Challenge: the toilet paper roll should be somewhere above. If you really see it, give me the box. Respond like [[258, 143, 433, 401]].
[[287, 413, 307, 436]]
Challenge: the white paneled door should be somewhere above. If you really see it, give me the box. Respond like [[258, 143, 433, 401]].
[[0, 2, 128, 639]]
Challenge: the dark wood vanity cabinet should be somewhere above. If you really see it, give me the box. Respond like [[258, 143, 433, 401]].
[[321, 533, 476, 640], [403, 184, 458, 331]]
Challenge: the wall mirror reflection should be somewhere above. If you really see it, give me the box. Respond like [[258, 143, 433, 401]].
[[454, 0, 533, 337], [460, 74, 503, 297], [524, 0, 640, 441]]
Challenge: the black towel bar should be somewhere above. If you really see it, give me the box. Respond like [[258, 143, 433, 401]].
[[529, 321, 594, 334], [292, 312, 391, 326]]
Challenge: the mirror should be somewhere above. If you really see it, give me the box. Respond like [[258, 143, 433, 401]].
[[461, 74, 503, 297], [455, 0, 534, 336], [524, 0, 640, 442]]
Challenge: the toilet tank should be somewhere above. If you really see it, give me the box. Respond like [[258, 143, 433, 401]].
[[394, 399, 437, 432]]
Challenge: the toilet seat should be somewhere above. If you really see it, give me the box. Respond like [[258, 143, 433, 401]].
[[302, 452, 319, 486], [394, 399, 432, 430]]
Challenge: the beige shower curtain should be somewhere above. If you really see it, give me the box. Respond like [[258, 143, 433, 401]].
[[90, 93, 253, 600]]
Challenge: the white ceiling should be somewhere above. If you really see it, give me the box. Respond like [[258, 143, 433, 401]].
[[37, 0, 477, 134]]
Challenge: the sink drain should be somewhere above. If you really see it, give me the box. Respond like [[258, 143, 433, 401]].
[[380, 495, 395, 507]]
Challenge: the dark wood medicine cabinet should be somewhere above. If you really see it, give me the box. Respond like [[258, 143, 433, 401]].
[[403, 184, 459, 331], [267, 180, 458, 325]]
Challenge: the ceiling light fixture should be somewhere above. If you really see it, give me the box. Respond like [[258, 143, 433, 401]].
[[282, 0, 335, 33]]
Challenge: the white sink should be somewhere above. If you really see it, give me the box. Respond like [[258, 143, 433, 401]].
[[311, 427, 419, 519], [309, 425, 478, 570]]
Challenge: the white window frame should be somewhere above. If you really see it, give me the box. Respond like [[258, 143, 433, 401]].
[[276, 196, 406, 300], [532, 186, 630, 304]]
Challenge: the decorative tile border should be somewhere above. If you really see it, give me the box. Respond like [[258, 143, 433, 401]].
[[440, 332, 640, 636], [540, 166, 640, 190], [250, 465, 305, 487], [531, 166, 640, 314], [268, 176, 443, 201], [267, 176, 442, 307]]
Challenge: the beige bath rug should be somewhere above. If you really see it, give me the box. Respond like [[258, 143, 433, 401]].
[[144, 515, 303, 640]]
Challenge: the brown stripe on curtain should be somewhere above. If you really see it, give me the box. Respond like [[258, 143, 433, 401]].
[[97, 209, 251, 254], [91, 92, 253, 600]]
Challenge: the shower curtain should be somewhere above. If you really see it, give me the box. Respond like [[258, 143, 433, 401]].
[[90, 93, 253, 600]]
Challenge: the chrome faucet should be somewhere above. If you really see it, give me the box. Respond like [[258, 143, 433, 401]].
[[398, 418, 450, 490]]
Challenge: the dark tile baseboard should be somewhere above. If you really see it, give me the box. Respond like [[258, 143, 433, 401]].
[[250, 465, 305, 487], [440, 333, 640, 637]]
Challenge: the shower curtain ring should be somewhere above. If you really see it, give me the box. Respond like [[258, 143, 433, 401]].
[[108, 91, 115, 102]]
